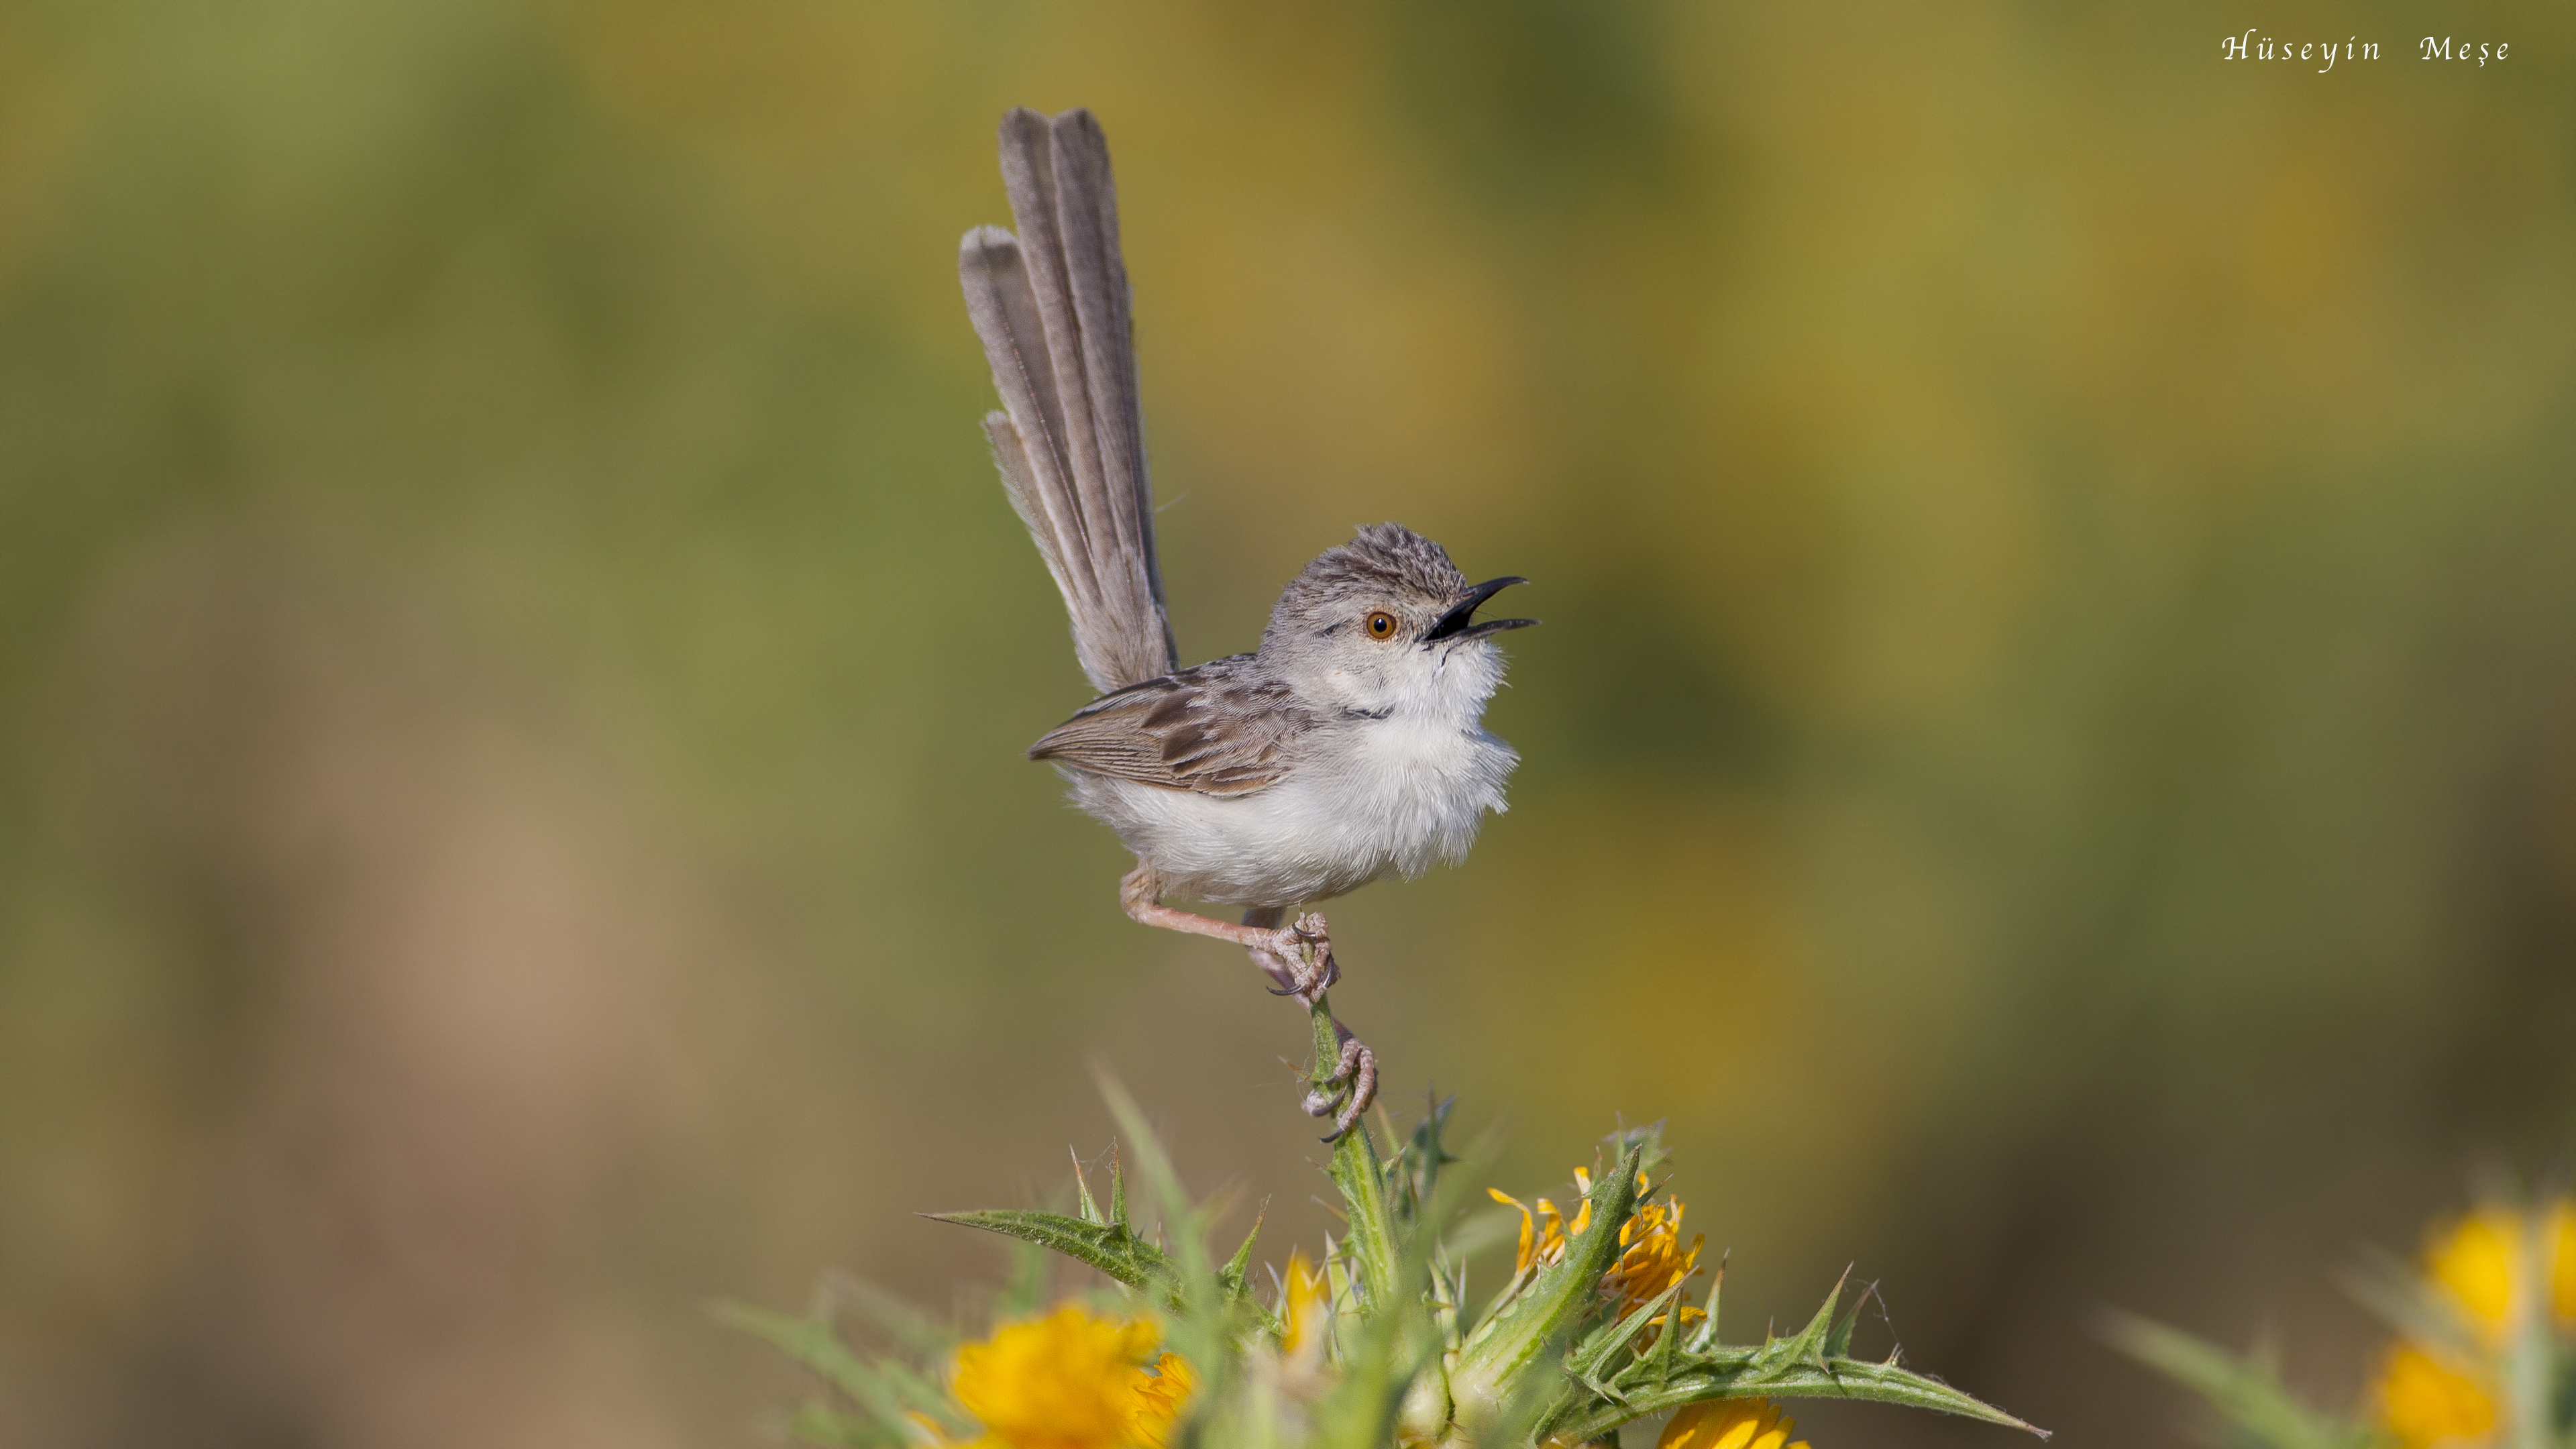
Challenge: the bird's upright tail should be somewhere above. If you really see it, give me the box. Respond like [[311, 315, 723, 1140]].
[[959, 107, 1177, 695]]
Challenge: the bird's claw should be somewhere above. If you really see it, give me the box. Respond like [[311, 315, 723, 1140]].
[[1244, 908, 1367, 1135], [1302, 1027, 1377, 1141], [1253, 914, 1337, 1004]]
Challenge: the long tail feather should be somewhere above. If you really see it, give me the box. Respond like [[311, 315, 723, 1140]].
[[959, 107, 1176, 694]]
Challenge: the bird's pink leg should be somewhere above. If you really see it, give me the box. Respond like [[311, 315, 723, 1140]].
[[1118, 861, 1373, 1133], [1118, 863, 1332, 997]]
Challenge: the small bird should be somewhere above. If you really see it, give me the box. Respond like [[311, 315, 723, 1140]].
[[957, 107, 1533, 1134]]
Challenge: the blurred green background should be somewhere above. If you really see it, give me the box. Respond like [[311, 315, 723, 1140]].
[[4, 1, 2573, 1444]]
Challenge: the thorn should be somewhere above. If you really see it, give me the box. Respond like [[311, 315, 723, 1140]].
[[1070, 1146, 1102, 1224]]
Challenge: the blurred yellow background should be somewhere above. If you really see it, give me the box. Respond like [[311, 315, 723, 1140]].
[[3, 1, 2573, 1444]]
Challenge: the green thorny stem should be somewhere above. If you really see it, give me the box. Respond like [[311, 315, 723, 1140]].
[[1311, 992, 1402, 1317]]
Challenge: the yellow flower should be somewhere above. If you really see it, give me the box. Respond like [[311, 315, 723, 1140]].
[[1492, 1167, 1706, 1332], [945, 1305, 1192, 1449], [2364, 1199, 2576, 1448], [2546, 1198, 2576, 1326], [2426, 1210, 2521, 1342], [2375, 1344, 2497, 1448], [1279, 1249, 1333, 1362], [1127, 1352, 1194, 1449], [1489, 1182, 1586, 1277], [1656, 1398, 1810, 1449], [1605, 1188, 1707, 1332]]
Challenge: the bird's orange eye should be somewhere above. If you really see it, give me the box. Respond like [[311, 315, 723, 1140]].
[[1364, 611, 1397, 639]]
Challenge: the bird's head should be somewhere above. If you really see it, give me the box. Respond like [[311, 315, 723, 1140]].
[[1258, 523, 1535, 719]]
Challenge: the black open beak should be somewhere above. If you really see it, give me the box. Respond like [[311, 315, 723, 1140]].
[[1424, 576, 1537, 643]]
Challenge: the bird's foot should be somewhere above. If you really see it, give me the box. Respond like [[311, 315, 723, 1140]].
[[1254, 912, 1338, 1005], [1235, 900, 1368, 1136], [1301, 1019, 1378, 1140]]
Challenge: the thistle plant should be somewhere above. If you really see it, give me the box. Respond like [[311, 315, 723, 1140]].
[[726, 994, 2038, 1448], [2112, 1193, 2576, 1449]]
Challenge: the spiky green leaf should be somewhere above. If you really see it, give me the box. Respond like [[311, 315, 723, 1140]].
[[785, 1401, 887, 1448], [1774, 1271, 1848, 1372], [1823, 1283, 1872, 1360], [2104, 1313, 2375, 1449], [1686, 1250, 1728, 1353], [1069, 1146, 1103, 1226], [1544, 1348, 2045, 1442], [926, 1209, 1178, 1300], [1450, 1143, 1648, 1417], [2341, 1250, 2485, 1362], [713, 1300, 963, 1444], [1222, 1201, 1267, 1297], [713, 1301, 885, 1410]]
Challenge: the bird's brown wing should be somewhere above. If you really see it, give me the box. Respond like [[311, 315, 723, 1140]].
[[1028, 658, 1305, 798]]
